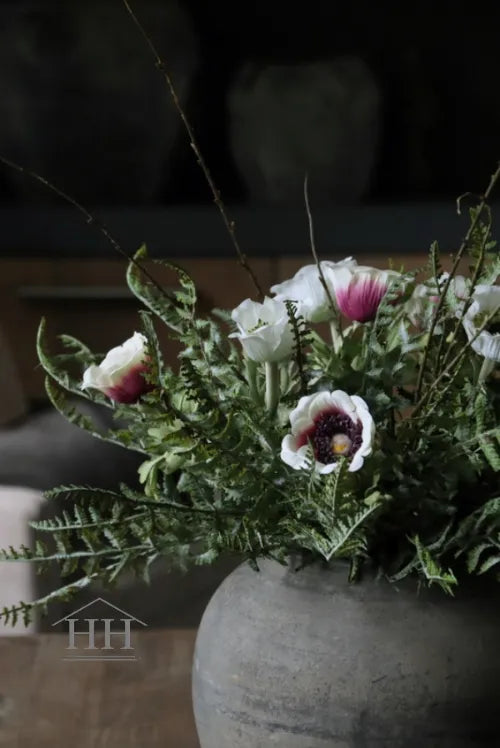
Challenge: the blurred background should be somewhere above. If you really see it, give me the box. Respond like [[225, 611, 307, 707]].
[[0, 0, 499, 632], [0, 0, 498, 207]]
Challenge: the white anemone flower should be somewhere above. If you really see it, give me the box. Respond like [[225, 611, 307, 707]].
[[270, 258, 357, 323], [280, 390, 375, 474], [82, 332, 151, 403], [230, 296, 295, 363], [462, 284, 500, 362]]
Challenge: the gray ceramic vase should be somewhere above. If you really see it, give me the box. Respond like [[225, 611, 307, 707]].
[[192, 558, 500, 747]]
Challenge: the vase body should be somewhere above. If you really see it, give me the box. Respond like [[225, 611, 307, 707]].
[[192, 559, 500, 747]]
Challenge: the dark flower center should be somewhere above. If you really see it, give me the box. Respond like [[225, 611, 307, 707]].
[[308, 409, 362, 465]]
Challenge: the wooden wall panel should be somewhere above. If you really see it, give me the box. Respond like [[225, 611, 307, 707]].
[[0, 252, 474, 401], [0, 258, 274, 400]]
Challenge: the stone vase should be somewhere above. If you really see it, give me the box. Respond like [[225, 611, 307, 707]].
[[192, 558, 500, 747]]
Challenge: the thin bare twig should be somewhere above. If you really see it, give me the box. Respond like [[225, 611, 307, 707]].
[[122, 0, 264, 301], [303, 174, 337, 316], [412, 302, 500, 418], [414, 162, 500, 403], [0, 155, 174, 304], [439, 206, 491, 371]]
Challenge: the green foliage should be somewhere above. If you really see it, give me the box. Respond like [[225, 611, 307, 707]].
[[475, 391, 500, 471], [2, 191, 500, 627], [284, 300, 310, 394], [411, 536, 458, 595]]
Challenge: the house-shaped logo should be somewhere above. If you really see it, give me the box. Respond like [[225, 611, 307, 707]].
[[52, 597, 147, 661]]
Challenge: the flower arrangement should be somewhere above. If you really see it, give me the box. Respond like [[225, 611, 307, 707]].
[[2, 193, 500, 626], [1, 4, 500, 627]]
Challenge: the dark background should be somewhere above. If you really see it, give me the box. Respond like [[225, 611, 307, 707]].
[[0, 0, 498, 208], [179, 0, 500, 204]]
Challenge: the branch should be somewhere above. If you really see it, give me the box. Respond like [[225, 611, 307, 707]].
[[303, 174, 338, 317], [439, 205, 492, 370], [414, 162, 500, 402], [121, 0, 264, 301], [0, 564, 117, 627], [411, 301, 500, 418], [0, 156, 174, 305]]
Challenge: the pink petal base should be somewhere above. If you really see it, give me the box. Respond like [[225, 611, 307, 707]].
[[105, 364, 152, 404], [336, 279, 388, 322]]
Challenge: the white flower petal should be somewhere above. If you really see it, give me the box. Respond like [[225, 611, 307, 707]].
[[82, 364, 112, 390], [349, 394, 370, 412], [271, 259, 357, 323], [348, 450, 365, 473], [230, 297, 295, 362], [289, 393, 318, 431], [233, 333, 275, 363], [280, 435, 310, 470], [307, 391, 339, 422], [348, 403, 375, 472], [231, 297, 263, 331], [327, 390, 359, 421], [291, 416, 314, 439], [462, 284, 500, 363], [81, 332, 150, 403], [317, 461, 338, 475]]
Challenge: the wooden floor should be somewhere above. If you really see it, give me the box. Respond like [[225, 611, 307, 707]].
[[0, 629, 200, 747]]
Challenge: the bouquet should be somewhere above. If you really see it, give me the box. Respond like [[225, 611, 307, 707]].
[[1, 3, 500, 626], [2, 187, 500, 626]]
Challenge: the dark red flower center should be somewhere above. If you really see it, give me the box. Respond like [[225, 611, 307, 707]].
[[298, 408, 362, 465]]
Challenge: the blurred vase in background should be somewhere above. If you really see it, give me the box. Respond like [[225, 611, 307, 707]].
[[228, 57, 381, 205]]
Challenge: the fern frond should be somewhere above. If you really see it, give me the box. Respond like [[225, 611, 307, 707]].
[[285, 299, 310, 394], [412, 536, 457, 594], [475, 391, 500, 470], [37, 318, 110, 407], [138, 310, 163, 386], [126, 245, 183, 333]]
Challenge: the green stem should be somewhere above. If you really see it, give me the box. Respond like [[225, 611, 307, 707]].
[[245, 357, 259, 402], [414, 163, 500, 403], [439, 226, 489, 373], [412, 303, 500, 418], [329, 320, 343, 354], [265, 361, 280, 415]]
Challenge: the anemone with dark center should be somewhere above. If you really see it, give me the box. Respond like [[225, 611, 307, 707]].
[[298, 409, 363, 467]]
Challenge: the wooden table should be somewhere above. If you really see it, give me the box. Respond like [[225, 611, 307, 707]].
[[0, 629, 200, 747]]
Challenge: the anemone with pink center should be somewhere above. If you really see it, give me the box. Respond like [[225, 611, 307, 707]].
[[325, 265, 401, 323], [281, 390, 375, 474], [81, 332, 153, 404], [270, 257, 357, 323]]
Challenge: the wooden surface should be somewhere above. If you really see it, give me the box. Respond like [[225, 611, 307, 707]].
[[0, 629, 200, 748]]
